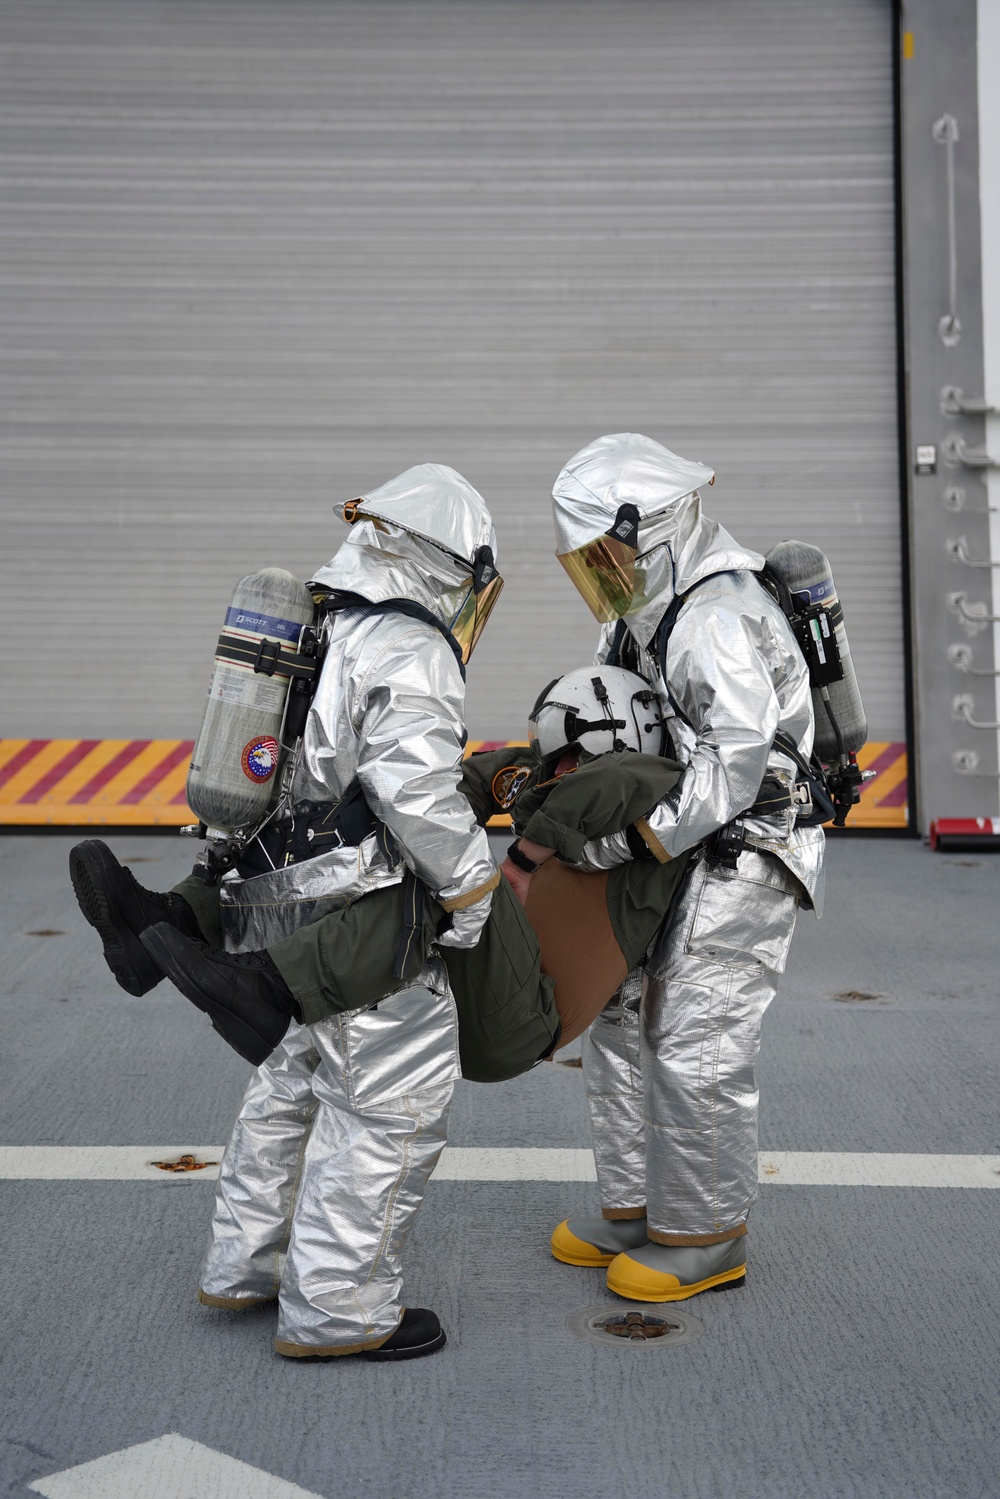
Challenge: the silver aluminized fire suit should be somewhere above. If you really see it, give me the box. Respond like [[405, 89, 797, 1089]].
[[199, 465, 501, 1355], [552, 433, 825, 1247]]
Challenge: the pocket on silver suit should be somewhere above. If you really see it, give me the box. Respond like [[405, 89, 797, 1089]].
[[685, 872, 796, 974]]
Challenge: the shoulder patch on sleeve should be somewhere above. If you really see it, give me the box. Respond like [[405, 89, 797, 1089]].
[[492, 764, 532, 810]]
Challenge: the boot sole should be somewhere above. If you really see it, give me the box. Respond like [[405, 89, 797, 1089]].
[[69, 841, 163, 997], [606, 1265, 747, 1302], [274, 1331, 447, 1361], [361, 1329, 447, 1362]]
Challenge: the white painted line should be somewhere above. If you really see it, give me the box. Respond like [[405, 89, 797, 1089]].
[[29, 1433, 324, 1499], [1, 1146, 998, 1187], [757, 1152, 1000, 1188], [435, 1147, 598, 1180], [0, 1148, 223, 1181]]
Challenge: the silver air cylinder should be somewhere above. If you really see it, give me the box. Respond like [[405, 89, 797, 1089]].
[[186, 569, 315, 832], [765, 541, 868, 760]]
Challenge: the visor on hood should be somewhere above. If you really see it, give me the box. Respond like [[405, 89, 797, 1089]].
[[551, 433, 717, 624], [447, 563, 505, 663], [557, 503, 641, 622]]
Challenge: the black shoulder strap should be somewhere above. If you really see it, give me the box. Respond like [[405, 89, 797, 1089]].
[[655, 578, 712, 691], [605, 617, 645, 673], [313, 588, 466, 680], [756, 560, 796, 620], [605, 619, 627, 667]]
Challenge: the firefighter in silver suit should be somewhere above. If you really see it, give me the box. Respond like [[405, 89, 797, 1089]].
[[547, 432, 825, 1302], [198, 465, 503, 1358]]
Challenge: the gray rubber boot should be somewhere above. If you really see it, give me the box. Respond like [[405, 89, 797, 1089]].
[[607, 1236, 747, 1301], [550, 1215, 649, 1267]]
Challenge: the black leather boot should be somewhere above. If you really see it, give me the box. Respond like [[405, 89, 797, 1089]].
[[69, 839, 202, 996], [361, 1308, 446, 1361], [275, 1308, 446, 1362], [140, 923, 299, 1066]]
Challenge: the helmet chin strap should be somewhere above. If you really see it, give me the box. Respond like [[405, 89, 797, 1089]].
[[565, 676, 628, 751]]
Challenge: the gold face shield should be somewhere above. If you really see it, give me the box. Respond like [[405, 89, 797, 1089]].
[[343, 502, 502, 664], [557, 503, 641, 622], [449, 569, 504, 663]]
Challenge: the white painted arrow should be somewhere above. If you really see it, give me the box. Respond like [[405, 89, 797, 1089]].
[[30, 1433, 325, 1499]]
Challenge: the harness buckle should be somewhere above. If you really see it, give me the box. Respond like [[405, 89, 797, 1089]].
[[253, 637, 281, 676], [792, 781, 814, 813]]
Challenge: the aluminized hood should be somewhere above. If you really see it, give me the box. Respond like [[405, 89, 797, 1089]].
[[354, 462, 495, 568]]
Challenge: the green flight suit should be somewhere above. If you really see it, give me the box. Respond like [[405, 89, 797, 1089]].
[[175, 750, 690, 1083]]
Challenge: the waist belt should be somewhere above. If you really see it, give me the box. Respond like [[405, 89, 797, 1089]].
[[749, 775, 795, 817], [237, 783, 398, 878]]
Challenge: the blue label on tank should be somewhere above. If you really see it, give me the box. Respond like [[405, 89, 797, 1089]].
[[793, 578, 836, 607], [224, 607, 302, 642]]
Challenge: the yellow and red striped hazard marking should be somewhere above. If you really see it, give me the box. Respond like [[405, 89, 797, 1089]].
[[851, 741, 908, 829], [0, 739, 194, 826], [0, 738, 909, 830]]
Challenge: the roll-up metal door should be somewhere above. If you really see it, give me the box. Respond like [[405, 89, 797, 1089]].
[[1, 1, 904, 807]]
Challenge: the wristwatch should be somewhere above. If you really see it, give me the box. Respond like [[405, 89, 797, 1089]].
[[506, 840, 540, 874]]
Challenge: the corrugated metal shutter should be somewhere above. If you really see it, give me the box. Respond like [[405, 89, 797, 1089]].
[[1, 0, 902, 747]]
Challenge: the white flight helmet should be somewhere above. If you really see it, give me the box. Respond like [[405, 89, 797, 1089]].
[[528, 666, 666, 767]]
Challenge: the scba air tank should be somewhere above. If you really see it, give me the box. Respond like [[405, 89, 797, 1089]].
[[765, 541, 868, 761], [186, 569, 316, 832]]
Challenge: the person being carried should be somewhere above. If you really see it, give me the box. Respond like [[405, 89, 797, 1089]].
[[139, 665, 692, 1078]]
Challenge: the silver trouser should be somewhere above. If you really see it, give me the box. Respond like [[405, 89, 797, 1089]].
[[201, 969, 459, 1350], [581, 966, 646, 1217], [582, 849, 799, 1240]]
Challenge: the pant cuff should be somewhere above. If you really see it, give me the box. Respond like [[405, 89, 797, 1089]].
[[170, 874, 224, 948], [198, 1288, 278, 1310], [602, 1206, 647, 1221], [262, 943, 321, 1025], [647, 1222, 747, 1247], [274, 1332, 392, 1358], [280, 981, 326, 1027]]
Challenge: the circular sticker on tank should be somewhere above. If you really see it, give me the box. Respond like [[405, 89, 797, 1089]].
[[241, 735, 280, 782]]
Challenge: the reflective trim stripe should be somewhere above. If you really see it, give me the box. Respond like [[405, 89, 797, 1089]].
[[634, 817, 670, 863], [647, 1223, 747, 1247], [437, 869, 501, 912]]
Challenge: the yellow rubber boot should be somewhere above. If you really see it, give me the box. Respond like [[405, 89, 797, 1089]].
[[607, 1237, 747, 1301], [550, 1215, 648, 1268]]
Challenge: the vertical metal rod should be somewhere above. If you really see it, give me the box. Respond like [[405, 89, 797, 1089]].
[[933, 114, 961, 345]]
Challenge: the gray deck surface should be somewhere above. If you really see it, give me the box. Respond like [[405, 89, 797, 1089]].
[[1, 834, 998, 1498]]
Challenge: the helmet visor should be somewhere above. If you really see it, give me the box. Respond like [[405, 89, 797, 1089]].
[[450, 572, 505, 663], [558, 535, 637, 622]]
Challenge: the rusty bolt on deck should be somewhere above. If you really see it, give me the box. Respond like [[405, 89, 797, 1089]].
[[567, 1303, 705, 1349], [600, 1312, 674, 1341], [150, 1154, 219, 1173]]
